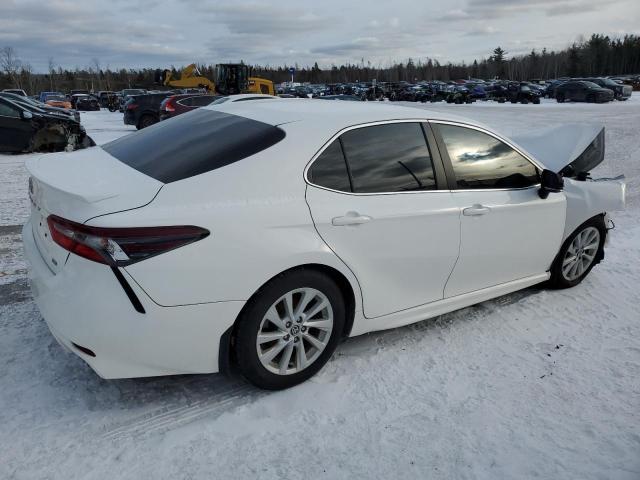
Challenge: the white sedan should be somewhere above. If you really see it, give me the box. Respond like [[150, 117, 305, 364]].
[[23, 99, 625, 389]]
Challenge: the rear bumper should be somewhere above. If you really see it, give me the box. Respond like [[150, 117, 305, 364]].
[[23, 221, 244, 379], [123, 111, 136, 126]]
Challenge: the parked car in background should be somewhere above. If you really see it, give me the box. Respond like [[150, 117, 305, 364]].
[[159, 94, 220, 121], [123, 92, 174, 129], [69, 89, 89, 97], [70, 94, 100, 111], [43, 94, 72, 110], [317, 95, 364, 101], [0, 91, 80, 123], [2, 88, 27, 96], [507, 83, 541, 104], [119, 89, 147, 112], [22, 100, 625, 390], [555, 81, 614, 103], [39, 91, 63, 103], [0, 97, 93, 153], [581, 78, 632, 101], [96, 91, 116, 108]]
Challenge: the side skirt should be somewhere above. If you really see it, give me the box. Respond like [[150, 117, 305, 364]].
[[349, 273, 550, 336]]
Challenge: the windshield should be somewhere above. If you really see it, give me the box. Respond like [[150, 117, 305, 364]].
[[45, 95, 66, 102], [582, 81, 601, 89]]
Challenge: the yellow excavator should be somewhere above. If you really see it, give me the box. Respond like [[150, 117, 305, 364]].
[[155, 63, 274, 95]]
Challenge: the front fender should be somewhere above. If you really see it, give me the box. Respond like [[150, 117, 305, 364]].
[[562, 177, 625, 241]]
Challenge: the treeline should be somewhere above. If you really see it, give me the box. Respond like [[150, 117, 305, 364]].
[[1, 34, 640, 93]]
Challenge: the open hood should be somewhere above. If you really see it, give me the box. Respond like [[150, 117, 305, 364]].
[[511, 124, 605, 176]]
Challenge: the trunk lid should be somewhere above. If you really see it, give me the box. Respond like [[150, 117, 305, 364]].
[[25, 146, 163, 274]]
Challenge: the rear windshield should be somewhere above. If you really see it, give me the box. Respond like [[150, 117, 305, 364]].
[[102, 109, 286, 183]]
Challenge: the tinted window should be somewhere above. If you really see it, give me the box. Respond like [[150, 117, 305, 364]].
[[308, 140, 351, 192], [438, 124, 538, 189], [103, 109, 285, 183], [340, 123, 436, 193], [0, 100, 20, 117], [189, 96, 216, 107]]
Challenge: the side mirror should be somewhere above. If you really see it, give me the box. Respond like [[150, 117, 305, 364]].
[[21, 110, 33, 120], [538, 169, 564, 199]]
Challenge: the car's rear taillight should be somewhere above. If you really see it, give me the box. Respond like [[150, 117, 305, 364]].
[[47, 215, 209, 266], [163, 98, 176, 112], [126, 103, 138, 110]]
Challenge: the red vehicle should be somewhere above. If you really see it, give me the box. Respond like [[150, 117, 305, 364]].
[[159, 94, 219, 121]]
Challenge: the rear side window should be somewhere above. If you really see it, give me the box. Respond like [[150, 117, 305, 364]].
[[103, 109, 285, 183], [308, 140, 351, 192], [437, 124, 538, 189], [340, 123, 436, 193]]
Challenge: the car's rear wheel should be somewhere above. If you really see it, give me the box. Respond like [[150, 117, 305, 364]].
[[137, 115, 156, 130], [549, 217, 605, 289], [234, 269, 345, 390], [556, 93, 565, 103]]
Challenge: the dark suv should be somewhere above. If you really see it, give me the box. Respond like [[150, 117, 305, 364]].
[[581, 78, 632, 101], [555, 81, 614, 103], [123, 92, 175, 129]]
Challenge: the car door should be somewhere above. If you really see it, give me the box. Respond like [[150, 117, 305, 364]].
[[305, 121, 461, 318], [431, 122, 566, 298], [0, 99, 33, 152]]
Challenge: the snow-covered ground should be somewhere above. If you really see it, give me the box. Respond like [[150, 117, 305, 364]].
[[1, 99, 639, 479]]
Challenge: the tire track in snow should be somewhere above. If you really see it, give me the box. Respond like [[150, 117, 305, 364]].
[[100, 378, 263, 441]]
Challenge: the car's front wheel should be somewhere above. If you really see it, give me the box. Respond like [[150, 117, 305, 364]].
[[234, 269, 345, 390], [550, 217, 605, 288]]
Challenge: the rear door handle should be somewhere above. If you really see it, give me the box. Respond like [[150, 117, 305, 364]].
[[332, 211, 373, 226], [463, 204, 491, 216]]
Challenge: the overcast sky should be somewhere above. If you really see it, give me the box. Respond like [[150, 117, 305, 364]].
[[1, 0, 638, 72]]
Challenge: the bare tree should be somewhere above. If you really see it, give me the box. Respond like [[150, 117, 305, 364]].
[[1, 46, 22, 88], [48, 57, 56, 91]]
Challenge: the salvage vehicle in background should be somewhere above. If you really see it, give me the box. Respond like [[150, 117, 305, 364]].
[[0, 91, 80, 123], [123, 91, 174, 129], [0, 97, 93, 153], [159, 93, 220, 121], [70, 94, 100, 111], [43, 94, 72, 110], [555, 81, 614, 103], [22, 100, 625, 390], [39, 91, 63, 102], [118, 88, 147, 112], [507, 83, 541, 104], [2, 88, 27, 96], [581, 78, 632, 101], [96, 91, 116, 108]]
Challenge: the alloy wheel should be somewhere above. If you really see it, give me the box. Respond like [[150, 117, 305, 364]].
[[562, 226, 600, 281], [256, 287, 334, 375]]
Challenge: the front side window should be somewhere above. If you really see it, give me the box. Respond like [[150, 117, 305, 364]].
[[437, 124, 538, 189], [340, 123, 436, 193]]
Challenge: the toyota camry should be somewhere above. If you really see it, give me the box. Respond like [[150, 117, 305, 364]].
[[23, 99, 625, 389]]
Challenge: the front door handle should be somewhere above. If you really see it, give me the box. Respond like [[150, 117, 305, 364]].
[[332, 211, 373, 226], [463, 204, 491, 216]]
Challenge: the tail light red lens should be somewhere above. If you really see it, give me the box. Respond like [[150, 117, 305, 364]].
[[47, 215, 209, 266], [126, 103, 138, 110], [163, 98, 176, 112]]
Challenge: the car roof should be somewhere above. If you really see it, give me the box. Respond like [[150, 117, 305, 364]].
[[206, 98, 475, 129]]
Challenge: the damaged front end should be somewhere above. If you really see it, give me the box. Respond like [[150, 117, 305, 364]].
[[28, 116, 95, 153], [513, 124, 625, 240]]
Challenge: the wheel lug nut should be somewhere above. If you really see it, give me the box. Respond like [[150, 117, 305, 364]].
[[284, 334, 290, 341], [301, 326, 307, 332], [296, 318, 302, 323], [286, 321, 292, 328], [294, 337, 299, 343]]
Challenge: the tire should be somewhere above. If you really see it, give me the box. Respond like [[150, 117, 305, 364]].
[[533, 97, 541, 104], [556, 94, 565, 103], [234, 269, 345, 390], [549, 216, 606, 289], [137, 115, 156, 130], [520, 98, 529, 104]]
